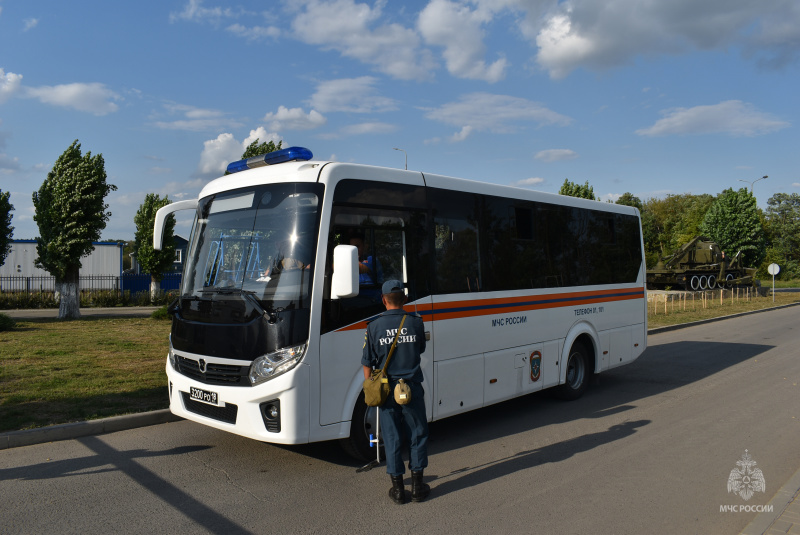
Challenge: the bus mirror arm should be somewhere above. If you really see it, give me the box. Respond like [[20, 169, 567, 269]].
[[331, 245, 359, 299], [153, 200, 198, 250]]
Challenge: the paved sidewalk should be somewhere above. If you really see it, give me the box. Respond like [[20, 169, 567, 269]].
[[4, 306, 161, 319]]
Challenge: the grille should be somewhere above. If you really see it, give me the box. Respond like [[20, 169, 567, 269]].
[[176, 355, 250, 387], [181, 391, 238, 424]]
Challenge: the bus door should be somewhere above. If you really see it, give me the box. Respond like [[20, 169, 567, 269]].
[[319, 180, 432, 427]]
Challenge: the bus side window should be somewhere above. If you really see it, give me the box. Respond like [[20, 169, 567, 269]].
[[432, 190, 481, 294]]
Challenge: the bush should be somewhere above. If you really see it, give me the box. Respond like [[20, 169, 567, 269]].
[[0, 312, 16, 331], [150, 305, 171, 320], [0, 292, 59, 310]]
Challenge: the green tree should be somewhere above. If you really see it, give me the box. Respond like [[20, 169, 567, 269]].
[[640, 193, 714, 267], [32, 140, 117, 319], [242, 138, 282, 159], [0, 189, 13, 266], [762, 193, 800, 279], [134, 194, 176, 300], [700, 187, 766, 268], [558, 179, 595, 200], [615, 192, 643, 211]]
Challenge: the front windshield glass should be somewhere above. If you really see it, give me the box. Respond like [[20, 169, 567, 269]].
[[182, 183, 323, 311]]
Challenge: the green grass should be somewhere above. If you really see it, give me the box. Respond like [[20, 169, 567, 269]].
[[772, 279, 800, 289], [0, 317, 171, 432], [648, 289, 800, 329]]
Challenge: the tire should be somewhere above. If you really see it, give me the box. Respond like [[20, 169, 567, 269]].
[[725, 273, 734, 288], [339, 392, 381, 461], [707, 274, 716, 288], [554, 342, 591, 401], [699, 275, 708, 290], [690, 275, 701, 291]]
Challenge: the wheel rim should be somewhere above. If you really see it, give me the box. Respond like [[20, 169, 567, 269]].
[[565, 351, 586, 389], [708, 275, 716, 288], [699, 275, 707, 289], [691, 276, 700, 290], [726, 274, 734, 287]]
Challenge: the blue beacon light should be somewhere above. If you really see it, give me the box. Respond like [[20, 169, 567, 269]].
[[226, 146, 314, 174]]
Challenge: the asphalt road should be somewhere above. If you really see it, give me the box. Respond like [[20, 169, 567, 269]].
[[1, 307, 798, 534]]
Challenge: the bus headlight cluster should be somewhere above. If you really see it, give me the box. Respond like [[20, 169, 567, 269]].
[[249, 344, 306, 385], [168, 337, 178, 371]]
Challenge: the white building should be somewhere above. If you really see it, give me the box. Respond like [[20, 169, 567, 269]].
[[0, 240, 124, 277]]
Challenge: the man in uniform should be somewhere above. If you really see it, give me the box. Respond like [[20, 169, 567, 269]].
[[361, 279, 430, 504]]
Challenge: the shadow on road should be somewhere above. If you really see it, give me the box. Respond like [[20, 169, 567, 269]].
[[0, 438, 253, 535], [429, 419, 650, 499]]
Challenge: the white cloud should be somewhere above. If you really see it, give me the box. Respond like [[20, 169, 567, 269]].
[[636, 100, 790, 137], [418, 0, 508, 82], [24, 82, 121, 115], [197, 128, 282, 177], [22, 18, 39, 31], [532, 0, 800, 78], [340, 122, 397, 135], [425, 93, 571, 139], [154, 103, 243, 132], [243, 127, 282, 148], [226, 23, 280, 40], [169, 0, 239, 24], [309, 77, 397, 113], [262, 106, 326, 131], [450, 126, 473, 142], [197, 133, 241, 177], [535, 148, 578, 162], [0, 69, 24, 103], [793, 182, 800, 188], [514, 177, 545, 188], [290, 0, 436, 80]]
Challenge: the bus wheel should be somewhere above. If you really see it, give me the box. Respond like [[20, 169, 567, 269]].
[[340, 393, 380, 462], [554, 342, 590, 400]]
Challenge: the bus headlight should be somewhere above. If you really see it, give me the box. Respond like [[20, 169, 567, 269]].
[[168, 338, 178, 370], [249, 344, 306, 385]]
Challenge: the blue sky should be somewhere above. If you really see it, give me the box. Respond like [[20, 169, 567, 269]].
[[1, 0, 799, 240]]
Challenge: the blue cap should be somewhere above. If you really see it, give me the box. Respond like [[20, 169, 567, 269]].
[[381, 279, 405, 295]]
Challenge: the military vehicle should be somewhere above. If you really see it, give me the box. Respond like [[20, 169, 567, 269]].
[[646, 236, 757, 291]]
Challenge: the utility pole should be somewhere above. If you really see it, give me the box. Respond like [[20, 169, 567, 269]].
[[739, 175, 768, 193], [393, 148, 407, 170]]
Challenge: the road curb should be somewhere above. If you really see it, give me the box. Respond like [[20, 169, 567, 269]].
[[0, 409, 182, 450], [1, 301, 798, 451], [740, 465, 800, 535]]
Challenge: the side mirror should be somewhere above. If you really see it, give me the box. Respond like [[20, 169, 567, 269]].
[[331, 245, 358, 299]]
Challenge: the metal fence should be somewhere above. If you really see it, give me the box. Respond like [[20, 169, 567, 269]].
[[0, 273, 182, 294]]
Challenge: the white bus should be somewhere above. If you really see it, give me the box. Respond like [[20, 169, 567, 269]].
[[154, 146, 647, 460]]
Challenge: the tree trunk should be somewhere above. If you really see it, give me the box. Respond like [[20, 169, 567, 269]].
[[150, 275, 161, 303], [57, 266, 81, 320]]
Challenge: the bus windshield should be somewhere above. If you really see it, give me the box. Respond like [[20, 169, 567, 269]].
[[182, 183, 323, 313]]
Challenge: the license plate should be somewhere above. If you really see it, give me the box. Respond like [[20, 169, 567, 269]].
[[190, 386, 221, 406]]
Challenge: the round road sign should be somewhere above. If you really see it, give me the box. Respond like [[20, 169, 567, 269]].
[[768, 263, 780, 276]]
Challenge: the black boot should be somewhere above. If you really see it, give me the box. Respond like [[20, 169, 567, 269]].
[[411, 471, 430, 502], [389, 475, 406, 504]]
